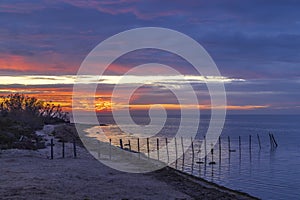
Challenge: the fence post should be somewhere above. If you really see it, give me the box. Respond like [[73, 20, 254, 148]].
[[257, 134, 261, 149], [175, 137, 178, 169], [119, 139, 123, 149], [62, 141, 65, 158], [271, 134, 278, 147], [249, 135, 252, 152], [50, 138, 54, 159], [73, 139, 77, 158], [191, 137, 194, 175], [128, 139, 131, 151], [210, 144, 215, 165], [239, 136, 241, 158], [269, 133, 274, 149], [147, 138, 150, 158], [181, 137, 184, 170], [137, 138, 140, 158], [191, 137, 194, 163], [157, 138, 159, 160], [109, 138, 112, 160], [204, 136, 207, 159], [228, 136, 231, 152], [166, 138, 169, 163], [218, 137, 221, 161]]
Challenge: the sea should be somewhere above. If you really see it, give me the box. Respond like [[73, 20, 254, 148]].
[[75, 114, 300, 200]]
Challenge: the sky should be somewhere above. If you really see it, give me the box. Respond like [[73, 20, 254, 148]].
[[0, 0, 299, 114]]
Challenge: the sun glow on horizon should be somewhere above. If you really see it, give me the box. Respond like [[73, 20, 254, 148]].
[[0, 75, 272, 113]]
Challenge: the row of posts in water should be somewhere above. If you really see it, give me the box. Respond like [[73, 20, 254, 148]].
[[114, 133, 278, 164], [49, 133, 278, 162]]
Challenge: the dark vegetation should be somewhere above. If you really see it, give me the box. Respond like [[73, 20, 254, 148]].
[[0, 93, 69, 150]]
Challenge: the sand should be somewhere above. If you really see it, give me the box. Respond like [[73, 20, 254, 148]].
[[0, 125, 258, 200]]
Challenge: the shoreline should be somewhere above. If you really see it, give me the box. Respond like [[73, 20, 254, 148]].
[[0, 124, 258, 200]]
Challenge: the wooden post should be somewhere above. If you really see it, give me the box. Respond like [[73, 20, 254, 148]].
[[191, 137, 194, 175], [204, 136, 207, 158], [50, 138, 54, 160], [119, 138, 123, 149], [271, 134, 278, 147], [109, 138, 112, 160], [249, 135, 252, 152], [218, 137, 221, 161], [228, 136, 231, 152], [257, 134, 261, 149], [165, 138, 169, 163], [128, 139, 131, 151], [147, 138, 150, 158], [269, 133, 273, 149], [73, 139, 77, 158], [62, 141, 65, 158], [181, 137, 184, 170], [211, 146, 214, 163], [157, 138, 159, 160], [175, 137, 178, 169], [137, 138, 140, 153], [239, 136, 241, 158], [191, 137, 194, 163]]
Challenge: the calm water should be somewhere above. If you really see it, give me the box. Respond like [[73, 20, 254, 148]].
[[83, 114, 300, 200]]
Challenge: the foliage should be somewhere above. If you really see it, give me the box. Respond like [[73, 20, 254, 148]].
[[0, 93, 70, 149], [0, 93, 69, 126]]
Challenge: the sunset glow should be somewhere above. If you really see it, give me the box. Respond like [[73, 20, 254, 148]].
[[0, 0, 299, 114]]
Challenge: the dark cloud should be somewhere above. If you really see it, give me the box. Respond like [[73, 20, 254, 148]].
[[0, 0, 299, 113]]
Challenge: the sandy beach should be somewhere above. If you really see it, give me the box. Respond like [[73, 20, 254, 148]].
[[0, 125, 257, 200]]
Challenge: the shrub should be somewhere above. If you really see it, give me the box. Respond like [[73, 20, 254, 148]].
[[0, 93, 70, 149]]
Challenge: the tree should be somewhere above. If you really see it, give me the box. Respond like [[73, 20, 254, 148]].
[[0, 93, 69, 127], [0, 93, 70, 149]]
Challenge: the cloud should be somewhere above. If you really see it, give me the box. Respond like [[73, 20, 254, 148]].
[[0, 74, 244, 85], [0, 0, 299, 113]]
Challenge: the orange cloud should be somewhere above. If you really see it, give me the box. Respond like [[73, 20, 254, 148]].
[[0, 53, 77, 74]]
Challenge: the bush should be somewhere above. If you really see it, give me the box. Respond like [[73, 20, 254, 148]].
[[0, 93, 70, 149]]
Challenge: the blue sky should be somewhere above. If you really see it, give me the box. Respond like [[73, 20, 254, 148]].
[[0, 0, 299, 114]]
